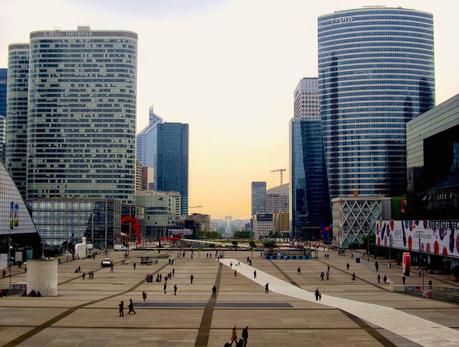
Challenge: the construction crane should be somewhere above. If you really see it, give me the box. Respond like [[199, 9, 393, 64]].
[[270, 169, 286, 186]]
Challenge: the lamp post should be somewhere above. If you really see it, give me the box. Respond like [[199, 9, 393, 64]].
[[389, 233, 392, 269]]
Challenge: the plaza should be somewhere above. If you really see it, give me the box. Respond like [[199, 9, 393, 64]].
[[0, 249, 458, 346]]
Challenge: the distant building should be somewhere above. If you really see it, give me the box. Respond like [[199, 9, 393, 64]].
[[142, 166, 154, 190], [187, 213, 211, 232], [252, 213, 273, 239], [290, 118, 331, 240], [5, 44, 29, 198], [251, 181, 266, 216], [136, 160, 143, 191], [293, 78, 319, 119], [266, 183, 289, 213], [0, 68, 6, 163], [273, 212, 289, 233], [136, 106, 163, 167], [319, 7, 435, 198]]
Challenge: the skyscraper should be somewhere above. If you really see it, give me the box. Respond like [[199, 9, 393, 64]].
[[5, 44, 29, 198], [290, 118, 331, 240], [266, 183, 289, 213], [0, 68, 6, 163], [293, 78, 320, 119], [136, 106, 163, 167], [155, 123, 189, 215], [251, 181, 266, 216], [25, 27, 137, 204], [318, 7, 435, 198]]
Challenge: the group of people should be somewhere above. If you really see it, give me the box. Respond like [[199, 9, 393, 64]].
[[82, 271, 95, 280], [225, 326, 249, 347], [118, 299, 136, 317]]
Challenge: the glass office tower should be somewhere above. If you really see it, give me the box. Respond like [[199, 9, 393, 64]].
[[251, 181, 267, 216], [155, 123, 189, 215], [318, 7, 435, 198], [136, 106, 163, 167], [26, 27, 137, 204], [0, 68, 6, 163], [5, 44, 29, 199], [290, 118, 331, 240]]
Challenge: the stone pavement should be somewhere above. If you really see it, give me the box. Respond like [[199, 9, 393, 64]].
[[0, 249, 457, 346]]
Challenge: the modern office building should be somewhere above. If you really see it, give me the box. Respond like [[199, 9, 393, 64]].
[[28, 198, 121, 248], [25, 27, 137, 204], [318, 7, 435, 198], [251, 181, 267, 216], [141, 166, 154, 190], [406, 94, 459, 219], [290, 118, 331, 240], [266, 183, 289, 213], [294, 78, 320, 119], [155, 122, 189, 215], [0, 68, 6, 163], [252, 213, 273, 239], [273, 212, 289, 233], [136, 106, 163, 167], [135, 160, 143, 191], [5, 44, 29, 199]]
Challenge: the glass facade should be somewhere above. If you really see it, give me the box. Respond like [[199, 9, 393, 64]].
[[136, 106, 162, 167], [5, 44, 29, 199], [251, 181, 266, 216], [26, 28, 137, 204], [0, 68, 6, 163], [155, 123, 189, 216], [28, 199, 121, 248], [318, 7, 435, 198], [294, 78, 320, 119], [290, 118, 331, 240]]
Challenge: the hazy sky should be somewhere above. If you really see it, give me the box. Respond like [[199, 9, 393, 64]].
[[1, 0, 458, 219]]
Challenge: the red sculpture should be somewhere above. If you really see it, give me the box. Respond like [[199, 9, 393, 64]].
[[121, 215, 141, 246]]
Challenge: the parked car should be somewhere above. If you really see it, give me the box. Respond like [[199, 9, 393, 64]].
[[113, 244, 127, 251], [100, 257, 113, 267]]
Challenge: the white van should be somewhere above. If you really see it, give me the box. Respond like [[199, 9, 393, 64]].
[[113, 244, 127, 251]]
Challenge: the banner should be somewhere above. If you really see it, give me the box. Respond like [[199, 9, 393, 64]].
[[376, 220, 459, 258]]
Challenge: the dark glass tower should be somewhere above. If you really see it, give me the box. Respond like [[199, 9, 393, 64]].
[[290, 118, 331, 240], [155, 123, 189, 216], [0, 68, 6, 163], [318, 7, 435, 198]]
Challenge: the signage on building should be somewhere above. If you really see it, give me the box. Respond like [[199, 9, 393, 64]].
[[376, 220, 459, 258], [330, 17, 354, 24]]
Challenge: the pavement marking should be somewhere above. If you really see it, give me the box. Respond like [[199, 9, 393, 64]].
[[3, 262, 170, 347], [221, 258, 459, 347], [194, 262, 223, 347]]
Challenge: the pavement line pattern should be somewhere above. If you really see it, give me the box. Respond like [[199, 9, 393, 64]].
[[269, 259, 395, 346], [3, 262, 170, 347], [194, 262, 223, 347], [221, 259, 459, 347]]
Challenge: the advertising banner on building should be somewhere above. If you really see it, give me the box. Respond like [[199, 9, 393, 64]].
[[376, 220, 459, 259]]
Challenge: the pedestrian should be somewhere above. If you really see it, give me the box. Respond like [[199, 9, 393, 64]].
[[128, 299, 136, 315], [172, 268, 175, 275], [110, 264, 114, 272], [402, 275, 406, 285], [234, 270, 237, 276], [236, 339, 244, 347], [133, 262, 136, 270], [327, 265, 330, 272], [428, 280, 433, 288], [265, 283, 269, 294], [231, 327, 238, 345], [377, 274, 381, 284], [320, 272, 324, 281], [212, 285, 217, 298], [142, 291, 147, 304], [375, 261, 379, 272], [297, 267, 301, 274], [82, 272, 86, 280], [314, 288, 320, 301], [352, 273, 356, 280], [163, 282, 167, 294], [326, 271, 329, 280], [230, 262, 233, 268], [190, 274, 194, 284], [168, 258, 171, 265], [119, 300, 124, 317], [242, 326, 248, 347], [346, 263, 350, 270], [174, 284, 177, 295], [383, 275, 387, 284], [253, 270, 257, 279]]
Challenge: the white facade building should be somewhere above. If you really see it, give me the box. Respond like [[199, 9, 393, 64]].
[[253, 213, 273, 240], [293, 78, 319, 119], [266, 183, 289, 213]]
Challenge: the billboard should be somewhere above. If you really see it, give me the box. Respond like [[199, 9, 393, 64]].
[[376, 220, 459, 258]]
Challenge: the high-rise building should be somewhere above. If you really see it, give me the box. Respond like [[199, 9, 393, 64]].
[[25, 27, 137, 204], [252, 213, 273, 239], [135, 160, 143, 191], [136, 106, 163, 167], [141, 166, 154, 190], [0, 68, 6, 163], [293, 78, 320, 119], [318, 7, 435, 198], [251, 181, 266, 216], [266, 183, 289, 213], [290, 118, 331, 240], [155, 122, 189, 215], [5, 44, 29, 198]]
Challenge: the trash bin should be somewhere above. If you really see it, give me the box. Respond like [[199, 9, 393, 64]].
[[356, 257, 360, 263]]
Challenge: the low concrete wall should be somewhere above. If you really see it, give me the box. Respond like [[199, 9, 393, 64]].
[[26, 259, 58, 296]]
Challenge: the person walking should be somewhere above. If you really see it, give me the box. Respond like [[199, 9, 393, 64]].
[[190, 274, 194, 284], [110, 264, 114, 272], [253, 270, 257, 279], [119, 301, 124, 317], [352, 273, 356, 281], [142, 291, 147, 304], [375, 261, 379, 272], [383, 275, 388, 284], [346, 263, 350, 270], [174, 284, 177, 295], [402, 275, 406, 285], [133, 262, 136, 270], [128, 299, 136, 315], [82, 272, 86, 280], [242, 326, 248, 347], [314, 288, 320, 301], [377, 274, 381, 284], [163, 282, 167, 294], [265, 283, 269, 294], [231, 327, 238, 346], [326, 271, 329, 280], [320, 272, 325, 281], [234, 270, 237, 276], [172, 268, 175, 275], [297, 267, 301, 274], [212, 285, 217, 298]]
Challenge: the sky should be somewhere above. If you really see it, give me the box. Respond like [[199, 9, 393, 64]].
[[1, 0, 458, 219]]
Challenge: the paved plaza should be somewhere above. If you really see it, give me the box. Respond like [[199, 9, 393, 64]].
[[0, 249, 458, 346]]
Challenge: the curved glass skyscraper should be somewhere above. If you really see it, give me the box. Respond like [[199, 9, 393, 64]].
[[318, 7, 435, 197]]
